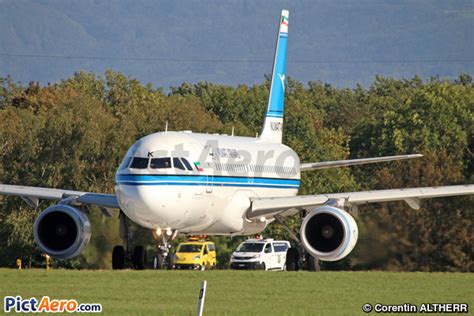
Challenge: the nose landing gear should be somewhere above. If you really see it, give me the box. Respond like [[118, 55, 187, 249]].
[[152, 228, 178, 269], [111, 211, 179, 270]]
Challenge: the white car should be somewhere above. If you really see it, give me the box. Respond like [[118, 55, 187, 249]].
[[230, 239, 291, 271]]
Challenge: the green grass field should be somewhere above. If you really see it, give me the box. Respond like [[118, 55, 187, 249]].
[[0, 269, 472, 315]]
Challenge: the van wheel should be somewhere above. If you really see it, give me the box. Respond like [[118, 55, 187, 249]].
[[201, 264, 206, 271], [260, 263, 266, 270], [286, 248, 299, 271]]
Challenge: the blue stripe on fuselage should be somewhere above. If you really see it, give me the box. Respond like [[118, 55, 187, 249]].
[[115, 174, 300, 189]]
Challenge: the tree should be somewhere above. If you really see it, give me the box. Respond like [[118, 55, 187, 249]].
[[0, 72, 471, 271]]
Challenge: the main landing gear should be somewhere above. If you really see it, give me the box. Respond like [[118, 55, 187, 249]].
[[152, 228, 178, 269], [112, 211, 147, 270], [274, 214, 320, 272]]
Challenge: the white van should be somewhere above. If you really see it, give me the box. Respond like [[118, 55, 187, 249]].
[[230, 239, 291, 271]]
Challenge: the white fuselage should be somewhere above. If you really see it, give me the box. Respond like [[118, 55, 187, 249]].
[[114, 131, 300, 235]]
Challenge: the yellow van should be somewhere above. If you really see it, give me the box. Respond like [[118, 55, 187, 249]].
[[174, 240, 217, 270]]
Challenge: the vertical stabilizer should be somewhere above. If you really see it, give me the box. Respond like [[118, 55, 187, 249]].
[[259, 10, 289, 143]]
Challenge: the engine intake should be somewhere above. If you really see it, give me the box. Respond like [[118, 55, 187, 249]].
[[34, 205, 91, 259], [300, 206, 358, 261]]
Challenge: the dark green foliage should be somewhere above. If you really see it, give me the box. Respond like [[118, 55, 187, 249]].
[[0, 71, 471, 271]]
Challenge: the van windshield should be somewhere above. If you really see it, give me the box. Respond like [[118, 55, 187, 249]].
[[236, 243, 264, 253], [177, 244, 202, 253]]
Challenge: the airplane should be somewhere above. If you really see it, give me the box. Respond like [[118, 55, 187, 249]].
[[0, 10, 472, 270]]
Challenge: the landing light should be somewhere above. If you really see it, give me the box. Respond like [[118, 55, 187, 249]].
[[259, 216, 266, 223], [166, 228, 172, 236], [155, 228, 162, 236]]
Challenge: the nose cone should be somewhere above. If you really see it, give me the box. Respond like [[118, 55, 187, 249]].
[[115, 184, 182, 228]]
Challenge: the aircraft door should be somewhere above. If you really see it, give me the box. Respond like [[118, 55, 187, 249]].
[[206, 163, 213, 193]]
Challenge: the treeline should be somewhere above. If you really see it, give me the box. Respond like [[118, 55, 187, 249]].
[[0, 71, 472, 271]]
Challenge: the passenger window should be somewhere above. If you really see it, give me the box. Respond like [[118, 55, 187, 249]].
[[208, 244, 215, 251], [273, 243, 289, 252], [181, 158, 193, 171], [150, 157, 171, 169], [129, 157, 149, 169], [173, 157, 186, 170], [264, 243, 272, 253]]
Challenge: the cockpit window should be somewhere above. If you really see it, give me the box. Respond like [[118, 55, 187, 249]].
[[181, 158, 193, 171], [119, 156, 132, 170], [173, 157, 186, 170], [130, 157, 149, 169], [150, 157, 171, 169]]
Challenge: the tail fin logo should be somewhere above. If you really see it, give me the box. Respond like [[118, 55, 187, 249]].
[[278, 74, 286, 92], [280, 15, 289, 34]]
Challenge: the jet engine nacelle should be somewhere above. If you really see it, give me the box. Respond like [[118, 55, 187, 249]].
[[33, 205, 91, 259], [300, 205, 358, 262]]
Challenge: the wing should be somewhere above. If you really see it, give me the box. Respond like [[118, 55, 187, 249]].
[[247, 184, 474, 220], [300, 154, 423, 171], [0, 184, 119, 209]]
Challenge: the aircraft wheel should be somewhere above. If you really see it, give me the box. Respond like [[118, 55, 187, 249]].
[[112, 245, 126, 270], [166, 253, 174, 269], [133, 245, 146, 270], [285, 248, 299, 271], [155, 253, 164, 269], [305, 254, 320, 271]]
